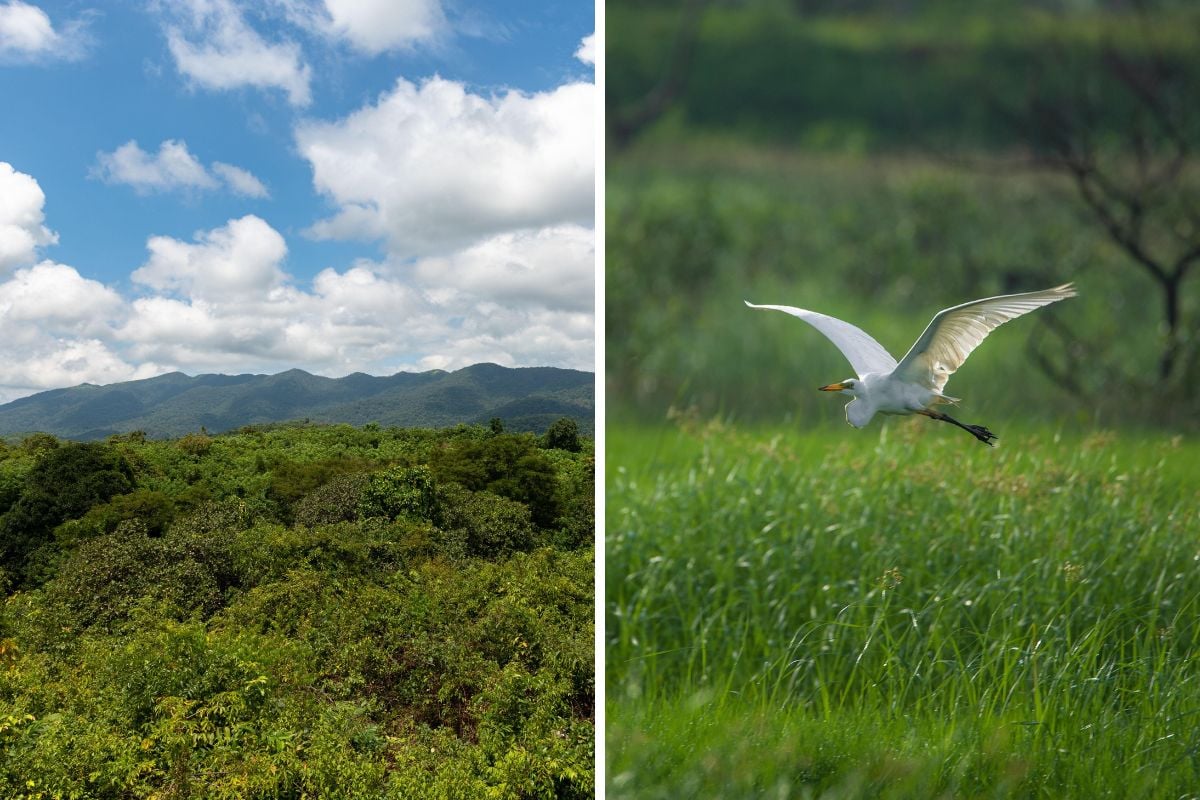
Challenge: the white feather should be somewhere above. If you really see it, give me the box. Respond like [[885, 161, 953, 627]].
[[743, 301, 897, 378]]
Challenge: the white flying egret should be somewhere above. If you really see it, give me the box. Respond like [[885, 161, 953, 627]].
[[745, 284, 1077, 445]]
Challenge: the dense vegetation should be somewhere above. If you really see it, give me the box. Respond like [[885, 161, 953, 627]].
[[0, 420, 594, 798], [608, 3, 1200, 152]]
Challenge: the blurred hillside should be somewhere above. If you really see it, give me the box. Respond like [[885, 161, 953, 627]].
[[606, 0, 1200, 430]]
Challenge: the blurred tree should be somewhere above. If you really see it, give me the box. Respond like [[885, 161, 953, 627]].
[[609, 0, 708, 148], [1008, 12, 1199, 387]]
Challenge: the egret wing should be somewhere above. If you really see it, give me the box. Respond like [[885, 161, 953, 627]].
[[745, 301, 898, 378], [893, 283, 1077, 392]]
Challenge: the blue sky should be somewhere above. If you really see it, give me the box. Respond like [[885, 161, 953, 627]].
[[0, 0, 595, 402]]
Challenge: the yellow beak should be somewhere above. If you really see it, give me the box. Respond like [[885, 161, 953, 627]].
[[818, 382, 847, 392]]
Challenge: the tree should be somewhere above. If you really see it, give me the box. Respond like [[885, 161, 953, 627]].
[[1006, 15, 1200, 389], [609, 0, 708, 148], [431, 434, 561, 528], [358, 465, 439, 523], [0, 442, 135, 583], [543, 417, 581, 452]]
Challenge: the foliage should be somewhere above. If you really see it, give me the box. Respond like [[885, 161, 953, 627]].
[[0, 442, 135, 584], [176, 432, 213, 456], [543, 417, 582, 452], [0, 422, 594, 797], [607, 421, 1200, 798], [608, 5, 1200, 152], [293, 471, 370, 528], [432, 434, 561, 528], [358, 464, 440, 523], [266, 455, 371, 523], [439, 485, 536, 558], [53, 488, 176, 546]]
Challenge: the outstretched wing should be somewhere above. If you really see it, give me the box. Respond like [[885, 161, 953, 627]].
[[745, 301, 898, 379], [894, 283, 1077, 392]]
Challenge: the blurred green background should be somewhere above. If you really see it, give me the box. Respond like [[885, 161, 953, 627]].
[[606, 0, 1200, 431]]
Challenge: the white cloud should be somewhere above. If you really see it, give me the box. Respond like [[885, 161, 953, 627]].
[[0, 261, 156, 403], [0, 261, 123, 335], [0, 338, 161, 402], [94, 139, 217, 193], [297, 76, 595, 256], [132, 214, 288, 300], [2, 100, 595, 400], [575, 33, 595, 66], [212, 161, 270, 197], [112, 215, 593, 378], [322, 0, 444, 54], [93, 140, 269, 198], [413, 224, 594, 313], [0, 1, 88, 62], [166, 0, 311, 107], [0, 161, 57, 272]]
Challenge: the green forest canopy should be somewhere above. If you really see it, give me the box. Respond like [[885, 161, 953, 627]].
[[0, 420, 594, 798]]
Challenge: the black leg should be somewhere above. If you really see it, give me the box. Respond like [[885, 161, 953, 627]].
[[920, 410, 998, 446]]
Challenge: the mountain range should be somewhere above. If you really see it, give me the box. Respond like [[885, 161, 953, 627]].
[[0, 363, 593, 441]]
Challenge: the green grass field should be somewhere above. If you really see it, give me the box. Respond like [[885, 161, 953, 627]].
[[606, 420, 1200, 798]]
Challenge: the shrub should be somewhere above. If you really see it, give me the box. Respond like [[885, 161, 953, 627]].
[[53, 488, 176, 547], [439, 485, 536, 558], [176, 432, 213, 456], [267, 457, 371, 522], [358, 465, 439, 523], [34, 520, 238, 637], [431, 435, 560, 528], [293, 472, 370, 528]]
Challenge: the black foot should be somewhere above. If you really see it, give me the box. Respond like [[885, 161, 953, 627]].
[[967, 425, 998, 446]]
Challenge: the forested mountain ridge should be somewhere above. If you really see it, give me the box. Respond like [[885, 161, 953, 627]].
[[0, 363, 593, 440]]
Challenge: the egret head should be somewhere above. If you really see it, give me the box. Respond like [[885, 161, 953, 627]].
[[819, 379, 859, 396]]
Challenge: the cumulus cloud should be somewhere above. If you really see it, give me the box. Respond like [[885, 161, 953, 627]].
[[132, 214, 288, 300], [0, 162, 57, 272], [1, 32, 599, 401], [322, 0, 444, 54], [575, 33, 595, 66], [0, 0, 88, 63], [0, 261, 123, 335], [165, 0, 311, 107], [0, 262, 157, 402], [296, 76, 594, 256], [93, 140, 269, 197], [113, 213, 592, 378], [0, 337, 163, 403], [413, 224, 594, 313], [93, 139, 216, 193]]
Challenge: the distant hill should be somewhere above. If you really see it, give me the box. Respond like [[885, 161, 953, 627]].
[[0, 364, 594, 440]]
